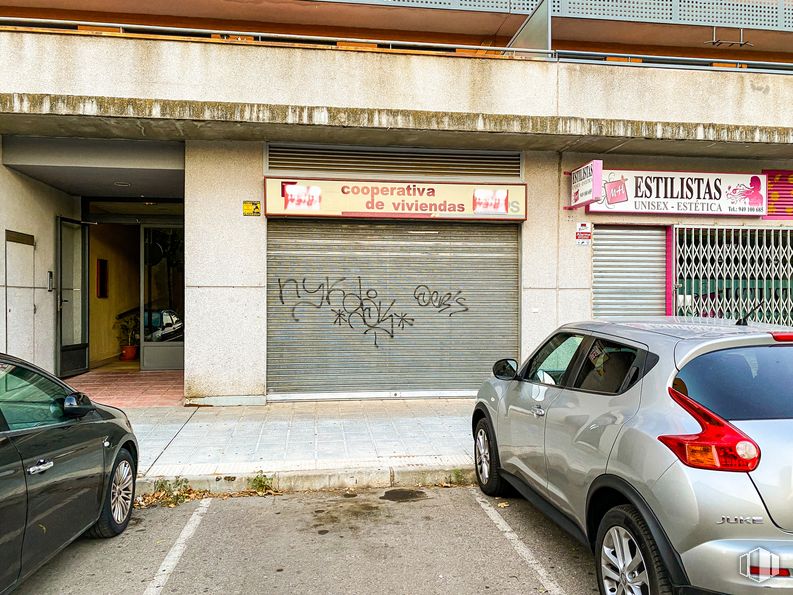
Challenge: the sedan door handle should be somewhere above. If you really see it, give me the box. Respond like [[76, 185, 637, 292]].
[[531, 405, 546, 418], [28, 460, 54, 475]]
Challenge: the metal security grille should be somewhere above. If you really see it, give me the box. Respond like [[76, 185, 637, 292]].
[[593, 226, 667, 318], [267, 144, 522, 179], [266, 220, 519, 397], [676, 227, 793, 325]]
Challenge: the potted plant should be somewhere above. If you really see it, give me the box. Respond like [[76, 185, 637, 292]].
[[114, 313, 140, 361]]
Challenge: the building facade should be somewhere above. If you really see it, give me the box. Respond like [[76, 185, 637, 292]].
[[2, 1, 793, 403]]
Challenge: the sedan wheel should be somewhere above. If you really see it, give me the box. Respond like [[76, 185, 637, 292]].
[[475, 428, 491, 484], [86, 448, 136, 538], [111, 460, 134, 525]]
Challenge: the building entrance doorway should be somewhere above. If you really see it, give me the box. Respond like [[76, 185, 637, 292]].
[[1, 136, 185, 376]]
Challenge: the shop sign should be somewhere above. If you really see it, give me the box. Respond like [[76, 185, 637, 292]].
[[576, 222, 592, 245], [570, 160, 602, 208], [587, 170, 767, 216], [264, 178, 527, 221]]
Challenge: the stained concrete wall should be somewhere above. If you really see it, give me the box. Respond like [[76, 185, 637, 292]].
[[1, 30, 793, 137], [0, 136, 80, 373], [184, 141, 267, 399]]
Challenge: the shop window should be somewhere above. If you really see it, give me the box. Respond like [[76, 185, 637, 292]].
[[96, 259, 109, 299]]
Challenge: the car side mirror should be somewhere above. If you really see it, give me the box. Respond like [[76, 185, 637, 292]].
[[493, 358, 518, 381], [164, 322, 173, 329], [63, 392, 95, 418]]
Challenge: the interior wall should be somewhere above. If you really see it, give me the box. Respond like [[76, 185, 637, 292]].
[[88, 223, 139, 367], [0, 135, 80, 373]]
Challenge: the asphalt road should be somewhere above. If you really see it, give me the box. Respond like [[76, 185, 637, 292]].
[[18, 487, 599, 595]]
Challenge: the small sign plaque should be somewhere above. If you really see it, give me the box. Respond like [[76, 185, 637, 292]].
[[243, 200, 262, 217]]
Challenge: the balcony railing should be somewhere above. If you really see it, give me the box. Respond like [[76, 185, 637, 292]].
[[314, 0, 793, 32]]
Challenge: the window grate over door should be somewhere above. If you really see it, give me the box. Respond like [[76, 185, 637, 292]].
[[267, 144, 522, 179], [266, 220, 520, 396], [593, 226, 667, 318], [676, 226, 793, 325]]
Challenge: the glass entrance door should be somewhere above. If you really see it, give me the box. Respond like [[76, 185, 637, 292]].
[[140, 226, 184, 370], [57, 218, 88, 377]]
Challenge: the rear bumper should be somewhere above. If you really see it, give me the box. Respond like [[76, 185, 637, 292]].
[[682, 539, 793, 594]]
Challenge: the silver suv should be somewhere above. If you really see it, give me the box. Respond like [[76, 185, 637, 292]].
[[472, 317, 793, 595]]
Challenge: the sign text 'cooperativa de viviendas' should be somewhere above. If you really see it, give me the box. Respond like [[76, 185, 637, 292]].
[[264, 177, 527, 220]]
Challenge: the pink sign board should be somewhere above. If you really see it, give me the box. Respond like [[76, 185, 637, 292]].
[[570, 160, 603, 209], [588, 170, 767, 216]]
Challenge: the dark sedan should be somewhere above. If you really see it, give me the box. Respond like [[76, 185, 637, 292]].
[[0, 354, 138, 594]]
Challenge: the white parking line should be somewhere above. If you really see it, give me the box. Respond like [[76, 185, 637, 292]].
[[472, 489, 568, 595], [143, 498, 212, 595]]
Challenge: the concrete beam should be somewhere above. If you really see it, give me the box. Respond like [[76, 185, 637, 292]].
[[2, 93, 793, 159]]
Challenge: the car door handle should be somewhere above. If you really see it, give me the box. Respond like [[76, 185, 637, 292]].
[[531, 405, 546, 418], [28, 460, 54, 475]]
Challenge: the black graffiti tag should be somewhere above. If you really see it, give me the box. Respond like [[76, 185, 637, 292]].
[[413, 284, 469, 317], [278, 276, 414, 348]]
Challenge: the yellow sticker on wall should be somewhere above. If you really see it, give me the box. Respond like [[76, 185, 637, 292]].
[[243, 201, 261, 217]]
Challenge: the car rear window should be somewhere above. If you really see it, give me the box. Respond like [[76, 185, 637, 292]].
[[674, 345, 793, 421]]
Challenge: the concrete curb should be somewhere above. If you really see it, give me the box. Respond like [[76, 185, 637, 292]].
[[136, 465, 475, 494]]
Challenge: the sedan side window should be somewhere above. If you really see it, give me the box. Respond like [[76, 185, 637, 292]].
[[0, 363, 70, 431], [525, 334, 585, 386], [573, 338, 639, 395]]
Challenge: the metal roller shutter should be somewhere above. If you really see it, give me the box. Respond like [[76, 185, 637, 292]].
[[266, 220, 520, 398], [592, 226, 667, 318]]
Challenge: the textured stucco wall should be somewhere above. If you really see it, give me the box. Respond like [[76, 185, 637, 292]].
[[184, 140, 267, 398], [0, 137, 80, 372]]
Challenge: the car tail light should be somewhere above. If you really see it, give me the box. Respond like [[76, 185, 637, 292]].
[[659, 387, 761, 472], [749, 566, 791, 578], [770, 332, 793, 342]]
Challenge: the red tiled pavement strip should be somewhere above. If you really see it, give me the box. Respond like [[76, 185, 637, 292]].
[[67, 365, 184, 408]]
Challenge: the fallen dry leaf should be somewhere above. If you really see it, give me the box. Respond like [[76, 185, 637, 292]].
[[496, 501, 510, 509]]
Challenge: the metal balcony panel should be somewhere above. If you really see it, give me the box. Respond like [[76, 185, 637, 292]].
[[308, 0, 793, 31]]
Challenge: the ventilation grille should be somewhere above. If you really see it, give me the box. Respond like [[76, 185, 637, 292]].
[[267, 144, 522, 178]]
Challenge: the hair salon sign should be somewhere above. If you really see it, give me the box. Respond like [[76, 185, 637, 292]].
[[570, 166, 767, 216]]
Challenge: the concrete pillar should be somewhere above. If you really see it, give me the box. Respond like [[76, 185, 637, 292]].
[[184, 141, 267, 403]]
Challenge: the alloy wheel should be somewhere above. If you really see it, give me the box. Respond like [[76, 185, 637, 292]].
[[475, 427, 491, 484], [601, 526, 649, 595], [111, 460, 134, 525]]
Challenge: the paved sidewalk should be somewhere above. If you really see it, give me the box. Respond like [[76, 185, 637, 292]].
[[127, 399, 476, 492]]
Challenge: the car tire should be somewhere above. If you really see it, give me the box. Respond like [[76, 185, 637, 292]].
[[86, 448, 136, 538], [595, 504, 673, 595], [474, 417, 507, 497]]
